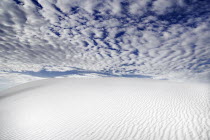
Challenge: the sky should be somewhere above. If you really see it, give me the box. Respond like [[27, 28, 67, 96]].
[[0, 0, 210, 91]]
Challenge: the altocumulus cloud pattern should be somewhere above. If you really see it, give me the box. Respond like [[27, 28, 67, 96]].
[[0, 0, 210, 89]]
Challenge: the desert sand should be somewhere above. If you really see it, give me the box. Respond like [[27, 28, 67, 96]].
[[0, 78, 209, 140]]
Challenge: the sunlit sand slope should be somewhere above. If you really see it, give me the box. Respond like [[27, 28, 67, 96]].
[[0, 78, 209, 140]]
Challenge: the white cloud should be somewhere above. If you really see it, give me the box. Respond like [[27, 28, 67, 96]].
[[152, 0, 186, 15], [0, 0, 210, 85]]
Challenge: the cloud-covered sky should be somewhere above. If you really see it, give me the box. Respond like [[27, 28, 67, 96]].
[[0, 0, 210, 90]]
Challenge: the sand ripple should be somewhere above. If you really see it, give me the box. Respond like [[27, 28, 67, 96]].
[[0, 78, 209, 140]]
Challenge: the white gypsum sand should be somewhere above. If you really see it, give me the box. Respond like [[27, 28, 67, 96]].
[[0, 78, 209, 140]]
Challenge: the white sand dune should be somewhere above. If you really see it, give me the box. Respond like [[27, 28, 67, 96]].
[[0, 78, 209, 140]]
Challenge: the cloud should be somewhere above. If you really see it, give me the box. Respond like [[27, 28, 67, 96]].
[[151, 0, 186, 15], [0, 0, 210, 85]]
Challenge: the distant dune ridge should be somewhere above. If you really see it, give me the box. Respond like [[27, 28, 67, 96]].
[[0, 78, 209, 140]]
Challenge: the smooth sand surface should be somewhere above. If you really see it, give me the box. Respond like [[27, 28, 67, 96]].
[[0, 78, 209, 140]]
